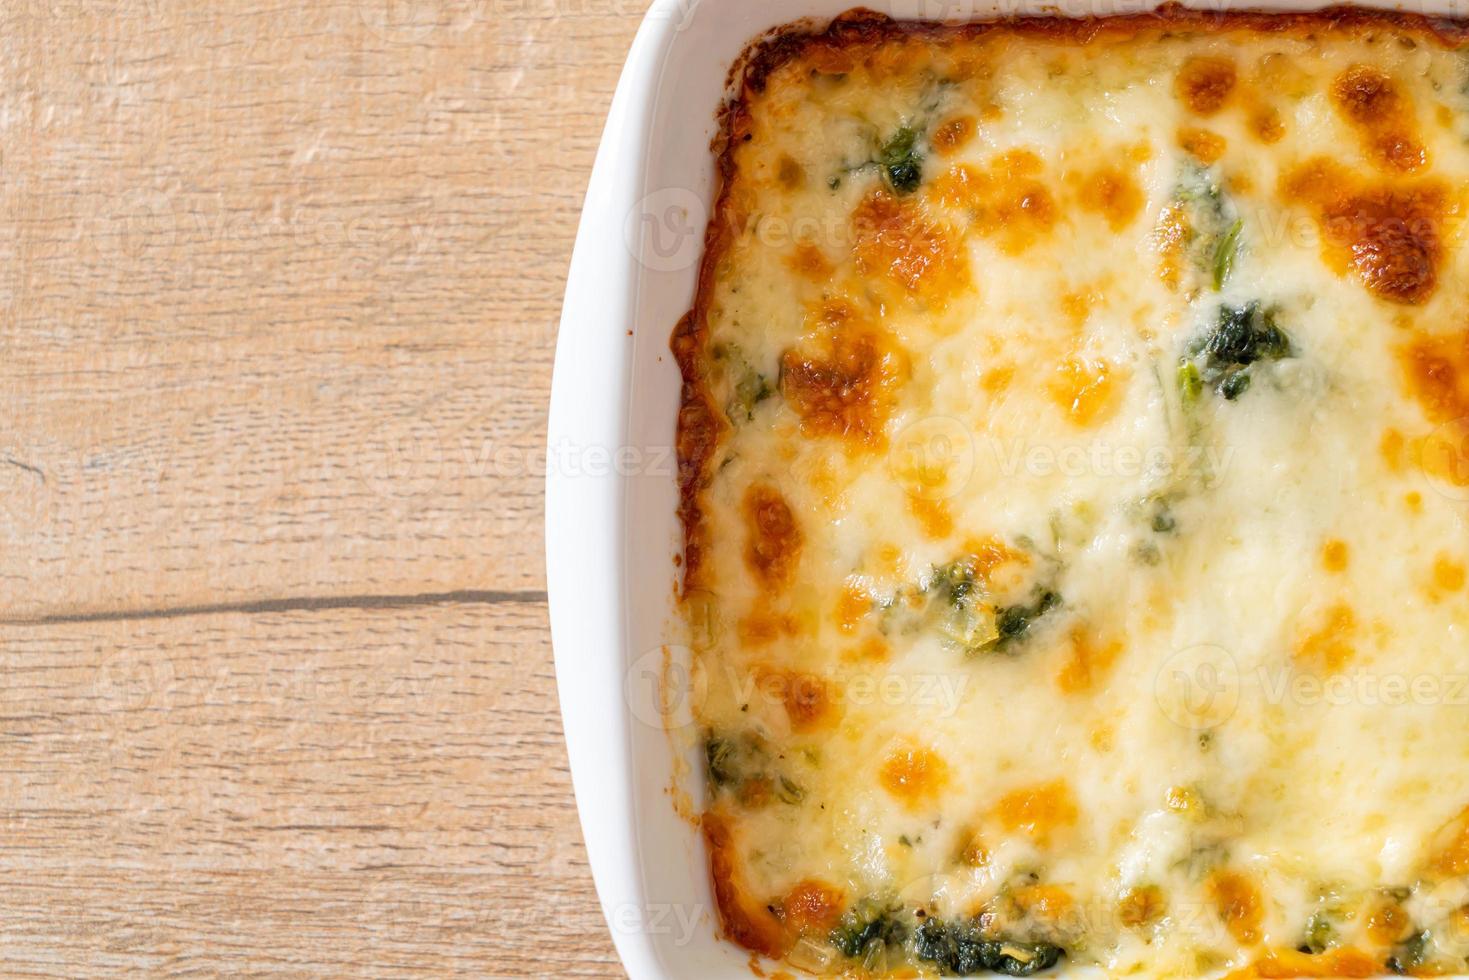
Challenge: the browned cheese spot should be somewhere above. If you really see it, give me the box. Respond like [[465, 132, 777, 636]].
[[908, 495, 954, 538], [775, 153, 805, 189], [879, 744, 949, 809], [1179, 126, 1227, 164], [738, 609, 800, 647], [993, 779, 1078, 846], [742, 483, 803, 593], [1176, 55, 1237, 116], [930, 114, 977, 157], [1207, 869, 1263, 946], [754, 667, 838, 732], [1397, 328, 1469, 494], [1153, 201, 1189, 289], [1119, 885, 1166, 928], [1249, 102, 1286, 144], [781, 300, 909, 447], [851, 190, 970, 301], [1331, 65, 1428, 174], [1223, 947, 1381, 979], [1056, 628, 1124, 694], [1398, 328, 1469, 424], [778, 879, 846, 934], [1071, 165, 1144, 232], [929, 151, 1057, 255], [785, 242, 833, 281], [1048, 355, 1125, 427], [1281, 158, 1449, 305], [1293, 602, 1358, 672]]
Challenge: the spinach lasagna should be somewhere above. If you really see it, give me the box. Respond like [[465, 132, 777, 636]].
[[673, 6, 1469, 977]]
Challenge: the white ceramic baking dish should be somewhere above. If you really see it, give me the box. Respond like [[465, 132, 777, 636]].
[[545, 1, 1465, 976]]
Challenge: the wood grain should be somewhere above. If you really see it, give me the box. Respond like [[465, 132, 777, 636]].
[[0, 600, 614, 977], [1, 0, 640, 973], [2, 0, 637, 616]]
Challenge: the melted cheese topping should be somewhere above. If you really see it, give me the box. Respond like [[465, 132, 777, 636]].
[[676, 9, 1469, 978]]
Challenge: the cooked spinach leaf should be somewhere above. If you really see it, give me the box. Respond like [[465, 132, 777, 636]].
[[992, 589, 1061, 651], [1171, 162, 1242, 292], [921, 551, 1062, 656], [1212, 218, 1244, 290], [1148, 497, 1178, 534], [879, 126, 924, 194], [914, 918, 1065, 977], [774, 774, 805, 805], [702, 730, 803, 807], [705, 734, 738, 788], [1300, 911, 1336, 955], [1387, 931, 1431, 975], [721, 346, 774, 423], [1192, 302, 1293, 366], [1182, 302, 1295, 401], [731, 370, 773, 421], [931, 558, 979, 606], [1177, 360, 1204, 404], [829, 899, 908, 960]]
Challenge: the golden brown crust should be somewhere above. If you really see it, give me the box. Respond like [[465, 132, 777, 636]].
[[702, 811, 788, 958], [672, 312, 724, 591], [732, 3, 1469, 99]]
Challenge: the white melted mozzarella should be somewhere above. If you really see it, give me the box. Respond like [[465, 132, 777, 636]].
[[683, 18, 1469, 978]]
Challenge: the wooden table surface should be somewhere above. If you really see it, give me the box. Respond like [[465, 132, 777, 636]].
[[2, 1, 641, 974]]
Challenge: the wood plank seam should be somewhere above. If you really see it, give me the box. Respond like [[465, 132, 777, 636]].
[[2, 589, 550, 626]]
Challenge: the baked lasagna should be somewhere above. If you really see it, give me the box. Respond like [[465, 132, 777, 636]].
[[672, 6, 1469, 976]]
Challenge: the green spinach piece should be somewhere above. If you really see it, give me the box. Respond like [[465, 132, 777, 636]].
[[930, 558, 979, 606], [731, 370, 772, 421], [705, 734, 738, 788], [925, 555, 1061, 656], [1172, 162, 1241, 291], [703, 731, 802, 806], [880, 126, 924, 194], [1177, 360, 1203, 404], [1183, 302, 1295, 401], [914, 918, 1065, 976], [1212, 218, 1244, 290], [722, 347, 773, 423], [1387, 931, 1431, 975], [1148, 497, 1178, 534], [991, 589, 1061, 652], [1300, 911, 1336, 954], [774, 775, 804, 805], [829, 899, 908, 960]]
